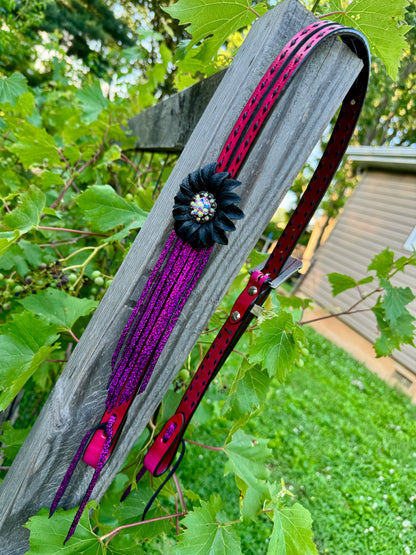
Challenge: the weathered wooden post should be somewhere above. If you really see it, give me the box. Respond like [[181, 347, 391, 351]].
[[0, 0, 364, 552]]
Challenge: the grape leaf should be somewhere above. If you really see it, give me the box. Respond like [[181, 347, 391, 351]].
[[164, 0, 267, 62], [222, 360, 270, 419], [249, 312, 304, 382], [224, 430, 271, 521], [0, 230, 20, 257], [77, 185, 148, 231], [268, 502, 318, 555], [326, 0, 411, 80], [224, 430, 271, 484], [75, 81, 109, 124], [19, 288, 98, 331], [0, 72, 28, 106], [3, 186, 45, 234], [380, 278, 415, 326], [327, 272, 357, 296], [0, 311, 60, 411], [25, 503, 99, 554], [372, 301, 414, 357], [367, 248, 395, 279], [0, 421, 30, 461], [394, 255, 416, 272], [10, 124, 62, 168], [175, 495, 242, 555]]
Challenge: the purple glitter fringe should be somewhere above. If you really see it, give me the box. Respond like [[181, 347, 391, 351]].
[[52, 230, 213, 542], [138, 246, 212, 393], [107, 238, 191, 408], [109, 230, 177, 382], [49, 428, 95, 518], [64, 415, 117, 544], [106, 234, 211, 410], [117, 245, 200, 405]]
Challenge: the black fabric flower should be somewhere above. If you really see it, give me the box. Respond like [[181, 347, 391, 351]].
[[173, 162, 244, 250]]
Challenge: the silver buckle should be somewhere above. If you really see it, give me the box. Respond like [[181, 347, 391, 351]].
[[249, 255, 303, 289]]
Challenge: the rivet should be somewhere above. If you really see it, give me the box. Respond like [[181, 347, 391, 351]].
[[230, 311, 241, 322], [248, 286, 258, 296]]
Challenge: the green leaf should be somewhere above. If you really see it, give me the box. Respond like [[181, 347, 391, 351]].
[[164, 0, 267, 62], [175, 495, 242, 555], [326, 0, 411, 80], [380, 278, 415, 326], [25, 503, 100, 554], [249, 312, 304, 382], [3, 186, 45, 234], [0, 72, 28, 107], [0, 311, 60, 411], [19, 289, 98, 331], [372, 300, 414, 357], [268, 502, 318, 555], [0, 230, 20, 257], [327, 273, 357, 296], [222, 360, 270, 419], [77, 185, 148, 232], [394, 255, 416, 272], [235, 474, 265, 521], [10, 124, 61, 168], [357, 276, 374, 285], [224, 430, 271, 521], [224, 430, 271, 486], [0, 421, 30, 461], [367, 248, 395, 279], [75, 81, 109, 124], [0, 240, 46, 274], [35, 171, 65, 190]]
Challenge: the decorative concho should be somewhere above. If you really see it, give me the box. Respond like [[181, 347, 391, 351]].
[[190, 192, 217, 223], [173, 162, 244, 251]]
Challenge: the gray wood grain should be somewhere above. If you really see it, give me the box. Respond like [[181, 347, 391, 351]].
[[129, 70, 226, 152], [0, 1, 363, 552]]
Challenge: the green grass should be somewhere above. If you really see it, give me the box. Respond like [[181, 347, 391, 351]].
[[179, 328, 416, 554]]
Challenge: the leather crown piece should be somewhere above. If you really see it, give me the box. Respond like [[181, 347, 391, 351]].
[[50, 18, 370, 544]]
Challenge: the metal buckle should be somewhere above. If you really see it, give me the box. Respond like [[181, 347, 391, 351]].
[[249, 255, 303, 289]]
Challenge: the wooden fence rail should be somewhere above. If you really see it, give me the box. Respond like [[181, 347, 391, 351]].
[[0, 0, 363, 552]]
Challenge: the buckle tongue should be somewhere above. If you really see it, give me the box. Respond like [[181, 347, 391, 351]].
[[249, 255, 302, 288]]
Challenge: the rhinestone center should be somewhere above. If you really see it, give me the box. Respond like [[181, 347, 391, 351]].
[[190, 191, 217, 223]]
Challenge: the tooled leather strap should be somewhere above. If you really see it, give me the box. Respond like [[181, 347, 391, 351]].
[[140, 21, 370, 478]]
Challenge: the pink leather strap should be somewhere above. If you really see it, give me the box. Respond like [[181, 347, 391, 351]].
[[84, 20, 370, 473], [140, 21, 370, 477]]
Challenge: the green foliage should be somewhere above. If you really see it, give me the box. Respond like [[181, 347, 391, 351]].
[[327, 272, 358, 296], [25, 503, 100, 554], [19, 289, 98, 331], [222, 360, 270, 419], [75, 82, 109, 124], [164, 0, 267, 63], [327, 248, 416, 357], [175, 495, 242, 554], [249, 311, 305, 382], [0, 230, 20, 257], [77, 185, 148, 232], [261, 329, 416, 554], [0, 311, 60, 410], [267, 499, 318, 555], [3, 186, 45, 234], [0, 421, 30, 461], [367, 247, 395, 278], [325, 0, 411, 80], [10, 124, 62, 169], [0, 72, 28, 106]]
